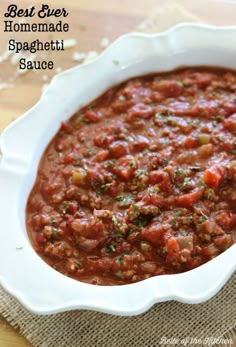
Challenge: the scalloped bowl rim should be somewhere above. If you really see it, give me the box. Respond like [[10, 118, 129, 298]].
[[0, 23, 235, 316]]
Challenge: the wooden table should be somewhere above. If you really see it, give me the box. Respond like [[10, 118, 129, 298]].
[[0, 0, 236, 345]]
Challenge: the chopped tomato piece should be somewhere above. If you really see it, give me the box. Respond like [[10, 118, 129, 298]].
[[177, 235, 194, 251], [184, 136, 198, 149], [194, 72, 212, 87], [154, 80, 183, 97], [133, 135, 149, 151], [215, 211, 236, 230], [148, 170, 164, 184], [203, 165, 225, 189], [109, 141, 129, 158], [166, 237, 180, 254], [113, 155, 137, 180], [224, 113, 236, 133], [176, 188, 204, 207], [201, 244, 219, 257], [141, 222, 165, 244], [150, 91, 163, 103], [84, 110, 101, 123], [214, 235, 234, 251], [64, 151, 76, 164], [61, 121, 73, 133], [93, 150, 109, 162], [94, 134, 114, 147], [126, 102, 154, 121], [36, 232, 46, 244]]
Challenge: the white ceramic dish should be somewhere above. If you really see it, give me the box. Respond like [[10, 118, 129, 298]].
[[0, 23, 235, 316]]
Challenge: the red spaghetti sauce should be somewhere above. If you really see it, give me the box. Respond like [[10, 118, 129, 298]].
[[26, 68, 236, 285]]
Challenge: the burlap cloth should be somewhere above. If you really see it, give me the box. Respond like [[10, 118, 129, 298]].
[[0, 1, 236, 346]]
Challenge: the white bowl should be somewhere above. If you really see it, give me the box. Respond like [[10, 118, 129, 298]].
[[0, 23, 235, 316]]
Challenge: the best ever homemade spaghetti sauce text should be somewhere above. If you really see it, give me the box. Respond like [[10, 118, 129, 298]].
[[26, 68, 236, 285]]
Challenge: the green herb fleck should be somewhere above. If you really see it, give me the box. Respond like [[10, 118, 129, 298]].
[[162, 158, 169, 167], [82, 117, 90, 124], [99, 183, 112, 193], [76, 261, 82, 269], [152, 163, 157, 169], [198, 179, 207, 187], [197, 224, 204, 231], [205, 188, 214, 199], [175, 168, 185, 176], [133, 204, 140, 215], [73, 155, 84, 167], [174, 211, 182, 217], [129, 160, 137, 168], [112, 215, 117, 225], [62, 203, 69, 215], [104, 159, 117, 168], [115, 270, 122, 277], [215, 115, 223, 121], [142, 149, 148, 155], [135, 168, 148, 178], [135, 218, 148, 228], [112, 216, 121, 234], [117, 257, 123, 266], [123, 250, 130, 255], [105, 245, 116, 253], [52, 227, 59, 233], [100, 134, 106, 143], [116, 194, 134, 207], [182, 177, 191, 189]]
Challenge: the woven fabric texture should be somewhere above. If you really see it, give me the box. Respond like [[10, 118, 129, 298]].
[[1, 2, 236, 346]]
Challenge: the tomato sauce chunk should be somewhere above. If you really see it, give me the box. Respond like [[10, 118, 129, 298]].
[[26, 67, 236, 285]]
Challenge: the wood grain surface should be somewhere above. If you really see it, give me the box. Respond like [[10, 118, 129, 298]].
[[0, 0, 236, 346]]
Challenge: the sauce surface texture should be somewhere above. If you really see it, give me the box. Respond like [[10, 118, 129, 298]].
[[26, 68, 236, 285]]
